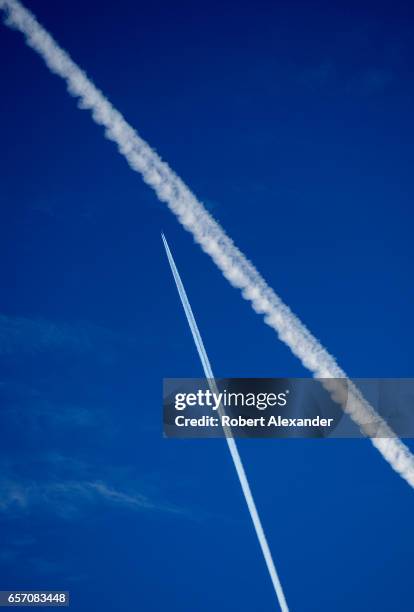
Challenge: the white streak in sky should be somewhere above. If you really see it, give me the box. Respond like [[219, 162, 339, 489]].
[[1, 0, 414, 487], [162, 234, 289, 612]]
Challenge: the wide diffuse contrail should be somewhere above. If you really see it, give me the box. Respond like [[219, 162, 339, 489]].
[[2, 0, 414, 487], [162, 234, 289, 612]]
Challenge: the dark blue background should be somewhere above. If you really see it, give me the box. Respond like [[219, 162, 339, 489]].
[[1, 0, 414, 610]]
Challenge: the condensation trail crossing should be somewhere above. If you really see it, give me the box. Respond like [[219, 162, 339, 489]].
[[162, 234, 289, 612], [1, 0, 414, 488]]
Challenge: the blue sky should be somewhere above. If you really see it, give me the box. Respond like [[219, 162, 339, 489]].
[[1, 0, 414, 610]]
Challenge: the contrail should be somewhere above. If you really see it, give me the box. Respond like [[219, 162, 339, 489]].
[[161, 233, 289, 612], [2, 0, 414, 487]]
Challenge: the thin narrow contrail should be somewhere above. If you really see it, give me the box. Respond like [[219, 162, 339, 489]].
[[1, 0, 414, 487], [162, 233, 289, 612]]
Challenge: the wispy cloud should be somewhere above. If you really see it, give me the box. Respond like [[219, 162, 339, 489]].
[[0, 313, 136, 359], [0, 476, 185, 519], [0, 314, 92, 356], [0, 535, 88, 583], [297, 61, 394, 95], [0, 392, 106, 436], [0, 379, 115, 461], [294, 22, 405, 96], [354, 68, 393, 94]]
